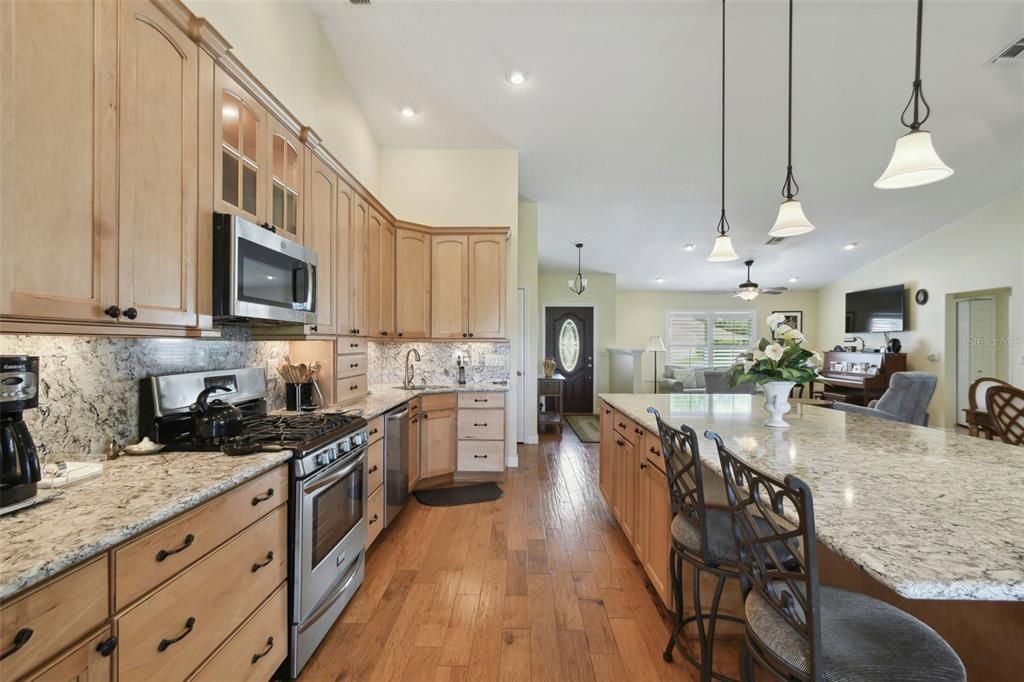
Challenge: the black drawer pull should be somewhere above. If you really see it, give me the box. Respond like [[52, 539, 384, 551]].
[[473, 398, 488, 402], [158, 617, 196, 652], [350, 384, 358, 390], [473, 422, 488, 427], [369, 513, 380, 525], [616, 440, 625, 447], [156, 534, 195, 562], [650, 447, 659, 455], [369, 428, 379, 435], [251, 551, 274, 572], [473, 454, 488, 459], [0, 628, 33, 661], [618, 422, 625, 428], [251, 636, 274, 664], [369, 464, 379, 474], [251, 489, 274, 506], [640, 462, 648, 470], [350, 363, 359, 368], [350, 342, 359, 348], [96, 635, 118, 657]]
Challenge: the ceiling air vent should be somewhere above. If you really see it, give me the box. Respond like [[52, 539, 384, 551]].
[[349, 0, 371, 5], [989, 34, 1024, 65], [765, 236, 786, 246]]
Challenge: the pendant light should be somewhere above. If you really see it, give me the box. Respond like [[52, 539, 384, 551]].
[[769, 0, 815, 237], [708, 0, 739, 262], [875, 0, 952, 189], [567, 243, 588, 295]]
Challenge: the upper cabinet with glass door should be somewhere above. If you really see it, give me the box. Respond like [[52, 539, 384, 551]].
[[215, 67, 264, 224], [268, 119, 303, 241]]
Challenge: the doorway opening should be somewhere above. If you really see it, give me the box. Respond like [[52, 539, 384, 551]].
[[945, 287, 1012, 427]]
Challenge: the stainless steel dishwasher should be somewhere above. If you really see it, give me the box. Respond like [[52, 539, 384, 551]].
[[384, 405, 409, 526]]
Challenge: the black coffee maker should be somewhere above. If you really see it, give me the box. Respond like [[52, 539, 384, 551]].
[[1, 356, 41, 507]]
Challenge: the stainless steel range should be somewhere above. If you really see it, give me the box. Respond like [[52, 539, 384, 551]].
[[141, 368, 368, 678]]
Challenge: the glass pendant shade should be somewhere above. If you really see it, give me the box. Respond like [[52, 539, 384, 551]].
[[769, 198, 815, 237], [875, 130, 953, 189], [736, 289, 759, 301], [568, 275, 588, 295], [707, 235, 739, 262]]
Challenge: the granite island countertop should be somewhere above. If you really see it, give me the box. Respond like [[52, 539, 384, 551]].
[[0, 449, 292, 601], [600, 392, 1024, 602], [328, 383, 509, 420]]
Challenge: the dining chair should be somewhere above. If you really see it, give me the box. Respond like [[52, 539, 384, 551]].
[[705, 431, 966, 682], [967, 377, 1013, 439], [987, 384, 1024, 446]]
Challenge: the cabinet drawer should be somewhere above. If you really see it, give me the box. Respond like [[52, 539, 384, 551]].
[[644, 429, 667, 474], [408, 398, 421, 419], [335, 375, 367, 404], [457, 440, 505, 472], [367, 414, 384, 444], [367, 438, 384, 493], [612, 410, 642, 445], [457, 392, 505, 409], [457, 408, 503, 440], [114, 465, 288, 609], [421, 392, 456, 412], [337, 354, 368, 379], [190, 584, 287, 682], [0, 556, 109, 681], [367, 485, 385, 548], [117, 506, 288, 681], [337, 336, 367, 355]]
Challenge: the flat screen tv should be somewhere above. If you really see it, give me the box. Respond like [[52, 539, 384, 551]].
[[845, 285, 906, 334]]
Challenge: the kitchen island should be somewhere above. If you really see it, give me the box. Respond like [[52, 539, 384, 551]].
[[598, 392, 1024, 679]]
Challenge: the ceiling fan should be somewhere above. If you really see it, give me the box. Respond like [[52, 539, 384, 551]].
[[711, 260, 788, 301]]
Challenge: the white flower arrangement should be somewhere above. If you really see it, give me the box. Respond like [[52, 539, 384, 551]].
[[727, 314, 823, 387]]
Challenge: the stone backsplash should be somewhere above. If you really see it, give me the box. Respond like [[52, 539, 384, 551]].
[[368, 341, 510, 386]]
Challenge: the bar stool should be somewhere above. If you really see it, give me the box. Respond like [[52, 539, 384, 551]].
[[648, 408, 744, 682], [705, 430, 967, 682]]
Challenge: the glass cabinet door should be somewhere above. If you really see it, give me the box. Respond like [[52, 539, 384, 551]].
[[215, 68, 264, 224], [270, 123, 302, 239]]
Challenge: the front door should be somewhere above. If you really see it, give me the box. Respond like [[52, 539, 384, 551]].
[[546, 307, 594, 414]]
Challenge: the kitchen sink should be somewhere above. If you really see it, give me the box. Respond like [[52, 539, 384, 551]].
[[393, 384, 452, 390]]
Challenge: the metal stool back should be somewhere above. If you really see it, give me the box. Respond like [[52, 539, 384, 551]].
[[705, 430, 821, 681]]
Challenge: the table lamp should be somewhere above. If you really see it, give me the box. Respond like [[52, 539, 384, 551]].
[[645, 335, 667, 394]]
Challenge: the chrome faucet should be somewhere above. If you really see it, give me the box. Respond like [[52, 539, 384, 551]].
[[404, 348, 421, 389]]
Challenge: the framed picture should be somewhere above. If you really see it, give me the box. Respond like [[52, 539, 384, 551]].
[[773, 310, 803, 332]]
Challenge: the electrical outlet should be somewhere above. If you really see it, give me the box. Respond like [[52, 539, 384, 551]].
[[266, 358, 280, 378]]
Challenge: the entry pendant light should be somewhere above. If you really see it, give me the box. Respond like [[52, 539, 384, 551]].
[[568, 243, 588, 296], [708, 0, 739, 263], [769, 0, 815, 238], [875, 0, 953, 189]]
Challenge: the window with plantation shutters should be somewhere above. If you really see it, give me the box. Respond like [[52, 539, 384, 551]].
[[666, 311, 755, 369]]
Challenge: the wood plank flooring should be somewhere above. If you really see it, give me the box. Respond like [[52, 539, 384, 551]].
[[300, 429, 743, 681]]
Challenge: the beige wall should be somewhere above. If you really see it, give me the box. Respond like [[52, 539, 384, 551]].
[[518, 202, 540, 442], [185, 0, 380, 191], [815, 190, 1024, 428], [615, 290, 821, 381], [539, 272, 618, 400]]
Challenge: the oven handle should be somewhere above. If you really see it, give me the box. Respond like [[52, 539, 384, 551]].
[[303, 450, 365, 495], [299, 552, 365, 632]]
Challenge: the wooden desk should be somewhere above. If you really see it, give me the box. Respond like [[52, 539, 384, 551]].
[[538, 374, 565, 433], [964, 408, 995, 439]]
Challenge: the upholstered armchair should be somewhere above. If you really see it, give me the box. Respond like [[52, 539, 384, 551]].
[[833, 371, 937, 426]]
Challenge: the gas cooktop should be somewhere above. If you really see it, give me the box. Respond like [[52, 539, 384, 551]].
[[164, 412, 367, 456]]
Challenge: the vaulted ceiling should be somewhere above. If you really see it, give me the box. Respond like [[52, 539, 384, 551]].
[[311, 0, 1024, 291]]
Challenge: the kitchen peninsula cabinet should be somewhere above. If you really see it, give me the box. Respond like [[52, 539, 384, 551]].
[[395, 226, 432, 339]]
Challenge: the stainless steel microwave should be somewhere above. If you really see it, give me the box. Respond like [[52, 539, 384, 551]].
[[213, 213, 317, 324]]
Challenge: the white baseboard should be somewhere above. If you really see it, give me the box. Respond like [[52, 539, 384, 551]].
[[521, 435, 539, 445], [505, 454, 520, 468]]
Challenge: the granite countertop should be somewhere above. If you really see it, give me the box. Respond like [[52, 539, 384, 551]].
[[0, 450, 291, 601], [600, 392, 1024, 602], [330, 383, 509, 420]]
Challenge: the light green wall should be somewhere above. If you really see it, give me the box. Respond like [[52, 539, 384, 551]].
[[518, 202, 539, 441], [815, 190, 1024, 428], [539, 272, 618, 398], [615, 289, 821, 380]]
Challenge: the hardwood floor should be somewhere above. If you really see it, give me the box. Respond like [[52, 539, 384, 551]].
[[300, 429, 743, 681]]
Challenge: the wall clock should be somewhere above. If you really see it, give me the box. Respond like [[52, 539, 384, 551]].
[[915, 289, 929, 305]]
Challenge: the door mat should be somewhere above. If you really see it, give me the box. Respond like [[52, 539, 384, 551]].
[[413, 483, 503, 507], [565, 414, 600, 443]]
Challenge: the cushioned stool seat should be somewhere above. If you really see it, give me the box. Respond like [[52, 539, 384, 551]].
[[672, 510, 794, 568], [745, 585, 966, 682]]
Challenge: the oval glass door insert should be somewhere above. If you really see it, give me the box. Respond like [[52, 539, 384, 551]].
[[558, 319, 580, 372]]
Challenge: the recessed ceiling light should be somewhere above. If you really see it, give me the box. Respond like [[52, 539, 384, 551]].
[[788, 276, 800, 283], [400, 105, 418, 119], [843, 242, 858, 251], [507, 70, 527, 86], [655, 277, 666, 284], [682, 243, 696, 252]]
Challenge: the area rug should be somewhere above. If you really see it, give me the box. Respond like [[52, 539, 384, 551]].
[[566, 414, 600, 443], [413, 483, 503, 507]]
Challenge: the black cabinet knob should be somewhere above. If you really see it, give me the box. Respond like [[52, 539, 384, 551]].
[[397, 332, 403, 337], [469, 333, 474, 338], [96, 636, 117, 657], [104, 305, 121, 319], [123, 307, 138, 320], [462, 333, 468, 338], [311, 325, 318, 332]]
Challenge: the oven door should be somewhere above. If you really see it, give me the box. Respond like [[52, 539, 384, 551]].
[[294, 447, 367, 621], [229, 215, 317, 324]]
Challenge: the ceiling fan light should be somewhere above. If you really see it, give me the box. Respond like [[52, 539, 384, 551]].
[[736, 289, 760, 301], [769, 198, 815, 237], [875, 130, 953, 189], [707, 235, 739, 262]]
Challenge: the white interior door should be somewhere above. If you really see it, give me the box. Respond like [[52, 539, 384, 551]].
[[516, 288, 526, 443], [956, 298, 997, 424]]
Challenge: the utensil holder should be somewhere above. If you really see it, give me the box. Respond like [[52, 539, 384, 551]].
[[286, 383, 314, 411]]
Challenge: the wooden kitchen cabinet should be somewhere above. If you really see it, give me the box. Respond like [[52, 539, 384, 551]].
[[408, 399, 422, 490], [305, 152, 337, 335], [345, 195, 369, 337], [267, 117, 303, 241], [0, 0, 118, 324], [335, 181, 355, 336], [599, 402, 614, 503], [214, 66, 266, 225], [116, 0, 199, 328], [640, 452, 672, 605], [24, 627, 114, 682], [431, 235, 469, 339], [395, 227, 431, 339], [421, 398, 457, 478], [467, 235, 506, 338], [365, 209, 395, 338]]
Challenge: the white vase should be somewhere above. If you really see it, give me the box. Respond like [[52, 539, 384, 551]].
[[762, 381, 796, 428]]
